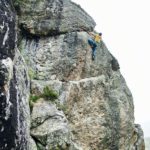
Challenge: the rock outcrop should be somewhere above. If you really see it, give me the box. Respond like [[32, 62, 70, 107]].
[[0, 0, 145, 149], [14, 0, 95, 36], [30, 100, 72, 150], [132, 124, 145, 150], [0, 0, 30, 149]]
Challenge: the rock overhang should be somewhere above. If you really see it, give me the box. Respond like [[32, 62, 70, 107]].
[[14, 0, 96, 36]]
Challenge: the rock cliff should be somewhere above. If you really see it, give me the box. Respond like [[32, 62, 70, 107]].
[[0, 0, 145, 149], [0, 0, 30, 149]]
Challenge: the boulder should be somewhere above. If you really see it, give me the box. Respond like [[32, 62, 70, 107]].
[[30, 100, 73, 149]]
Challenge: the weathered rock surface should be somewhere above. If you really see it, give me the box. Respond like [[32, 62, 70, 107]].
[[132, 124, 145, 150], [30, 74, 134, 149], [0, 0, 16, 59], [0, 52, 31, 150], [14, 0, 96, 36], [30, 100, 73, 149], [20, 32, 114, 81], [0, 0, 145, 149], [0, 0, 30, 149], [29, 137, 38, 150], [17, 0, 145, 147], [31, 99, 63, 128], [25, 33, 142, 149]]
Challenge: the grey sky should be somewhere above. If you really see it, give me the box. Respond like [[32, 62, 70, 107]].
[[72, 0, 150, 137]]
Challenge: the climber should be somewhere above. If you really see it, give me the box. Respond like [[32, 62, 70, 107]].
[[87, 32, 102, 60]]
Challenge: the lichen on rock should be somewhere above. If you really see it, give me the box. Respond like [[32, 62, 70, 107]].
[[0, 0, 145, 149], [15, 0, 145, 149]]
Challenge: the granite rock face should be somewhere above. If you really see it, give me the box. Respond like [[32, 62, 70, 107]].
[[0, 0, 16, 59], [0, 0, 30, 149], [20, 32, 114, 81], [22, 30, 143, 149], [132, 124, 145, 150], [14, 0, 96, 36], [30, 100, 72, 150], [0, 0, 145, 149], [16, 0, 144, 149]]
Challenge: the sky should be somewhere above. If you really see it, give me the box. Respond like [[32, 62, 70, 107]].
[[72, 0, 150, 137]]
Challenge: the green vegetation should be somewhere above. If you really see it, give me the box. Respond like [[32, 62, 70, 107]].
[[29, 98, 34, 111], [29, 86, 58, 111], [28, 68, 36, 79], [29, 86, 58, 104], [41, 86, 58, 101], [30, 95, 41, 103], [29, 95, 38, 111]]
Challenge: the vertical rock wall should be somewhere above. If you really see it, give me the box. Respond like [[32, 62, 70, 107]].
[[0, 0, 30, 149], [15, 0, 145, 149], [0, 0, 145, 149]]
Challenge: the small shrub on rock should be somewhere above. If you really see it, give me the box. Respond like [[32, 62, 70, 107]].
[[42, 86, 58, 101]]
